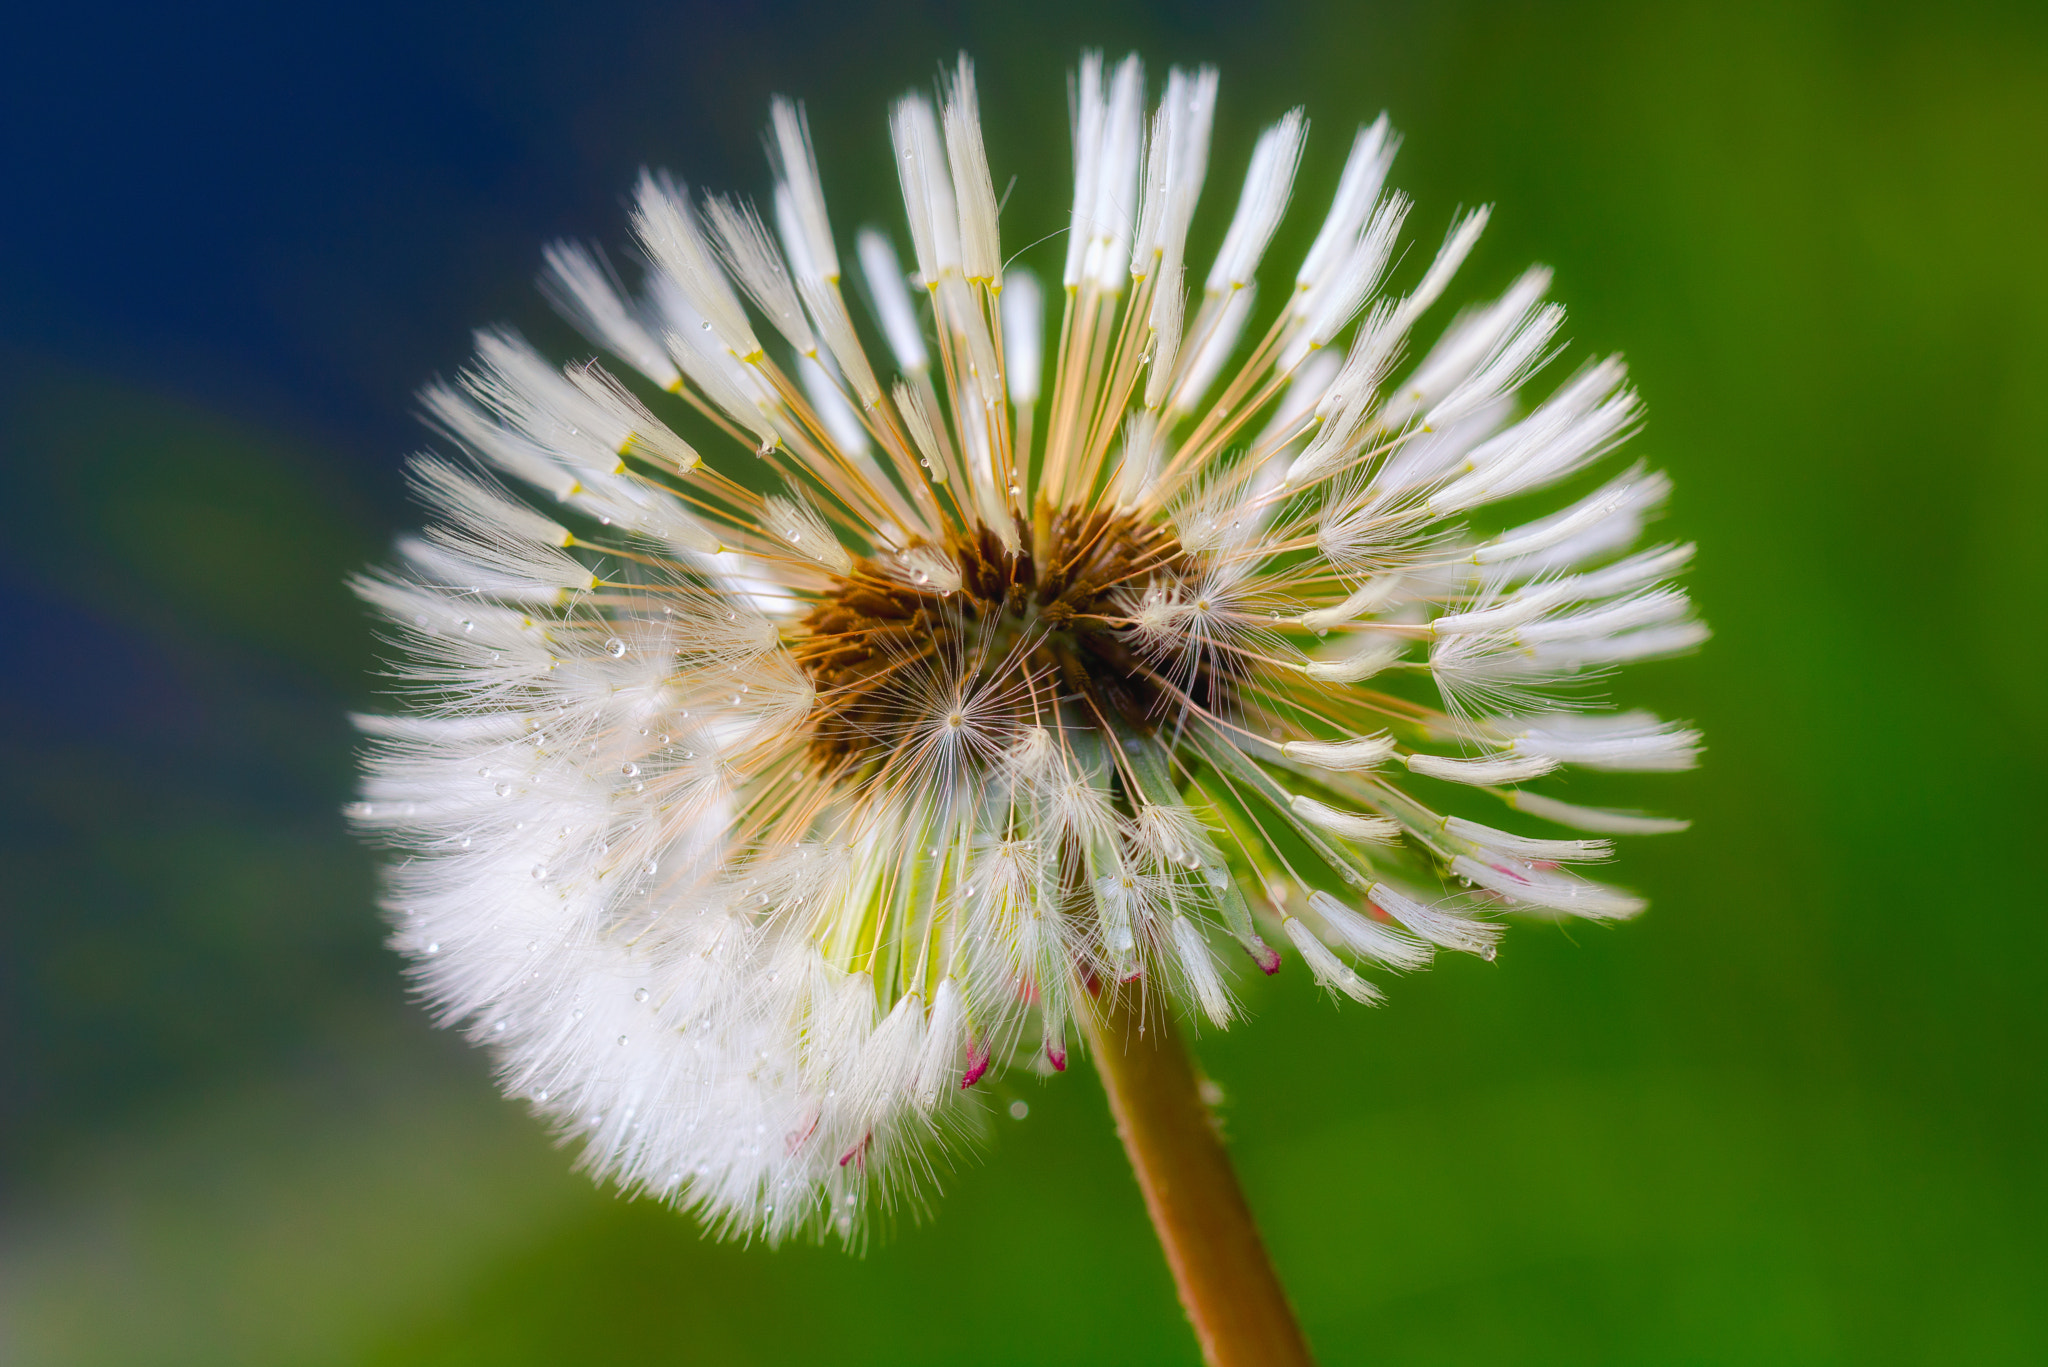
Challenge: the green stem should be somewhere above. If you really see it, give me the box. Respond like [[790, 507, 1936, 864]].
[[1081, 989, 1316, 1367]]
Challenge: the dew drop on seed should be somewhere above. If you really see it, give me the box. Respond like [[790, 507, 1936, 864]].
[[606, 638, 627, 657], [494, 783, 511, 797], [617, 1035, 629, 1046], [634, 988, 650, 1003], [620, 762, 639, 777], [425, 942, 440, 954]]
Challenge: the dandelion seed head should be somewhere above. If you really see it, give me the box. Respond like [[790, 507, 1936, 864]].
[[351, 50, 1702, 1249]]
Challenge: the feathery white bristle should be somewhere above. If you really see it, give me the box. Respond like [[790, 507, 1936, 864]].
[[1450, 855, 1646, 920], [1282, 916, 1384, 1004], [1296, 117, 1397, 296], [1205, 109, 1306, 294], [1504, 790, 1691, 835], [1167, 281, 1255, 416], [1306, 890, 1433, 970], [891, 96, 960, 285], [1064, 51, 1107, 289], [855, 230, 929, 375], [632, 172, 762, 362], [942, 57, 1003, 285], [768, 97, 840, 285], [1279, 734, 1397, 770], [539, 241, 682, 391], [706, 194, 818, 357], [1288, 794, 1401, 842], [1444, 815, 1612, 862], [1172, 915, 1235, 1027], [1405, 751, 1560, 785], [1084, 55, 1146, 291], [1366, 884, 1502, 958], [1002, 268, 1044, 406]]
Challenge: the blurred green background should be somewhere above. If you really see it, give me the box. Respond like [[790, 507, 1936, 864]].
[[2, 1, 2044, 1362]]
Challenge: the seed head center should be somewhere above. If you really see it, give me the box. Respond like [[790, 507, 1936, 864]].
[[792, 506, 1189, 766]]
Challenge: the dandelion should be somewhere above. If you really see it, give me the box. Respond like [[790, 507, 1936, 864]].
[[351, 50, 1701, 1363]]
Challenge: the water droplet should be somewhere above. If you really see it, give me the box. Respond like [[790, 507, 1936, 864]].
[[460, 619, 475, 633], [531, 865, 547, 880], [606, 637, 627, 657], [425, 941, 440, 954], [492, 1019, 507, 1033], [643, 859, 659, 875], [527, 940, 539, 952], [634, 988, 650, 1003], [494, 783, 511, 797], [477, 767, 491, 778], [1009, 1100, 1030, 1120], [617, 1035, 629, 1046], [571, 1008, 584, 1021], [699, 319, 712, 331], [620, 762, 639, 777], [534, 1089, 549, 1101]]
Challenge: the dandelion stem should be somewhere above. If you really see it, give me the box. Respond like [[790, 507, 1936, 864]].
[[1082, 989, 1315, 1367]]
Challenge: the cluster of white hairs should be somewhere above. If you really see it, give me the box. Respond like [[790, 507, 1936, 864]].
[[351, 51, 1703, 1245]]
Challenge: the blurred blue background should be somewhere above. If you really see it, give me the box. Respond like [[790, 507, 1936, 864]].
[[2, 1, 2044, 1362]]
